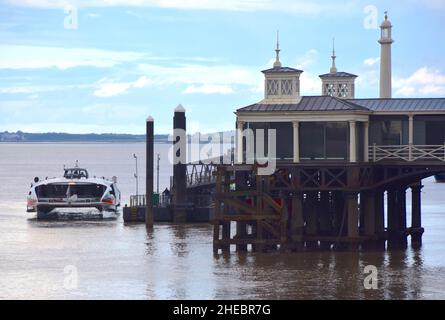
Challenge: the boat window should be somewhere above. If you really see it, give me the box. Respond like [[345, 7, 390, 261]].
[[69, 184, 106, 198]]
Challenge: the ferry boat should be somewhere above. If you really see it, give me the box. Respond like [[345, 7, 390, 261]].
[[27, 162, 121, 218]]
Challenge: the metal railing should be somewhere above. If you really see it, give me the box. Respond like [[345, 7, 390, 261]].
[[129, 194, 170, 208], [186, 163, 217, 187], [370, 144, 445, 162]]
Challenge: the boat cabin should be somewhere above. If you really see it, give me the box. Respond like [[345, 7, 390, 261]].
[[63, 168, 89, 179]]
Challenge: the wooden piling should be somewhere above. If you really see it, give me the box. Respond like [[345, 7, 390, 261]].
[[410, 182, 424, 248], [305, 192, 319, 250], [362, 190, 377, 250], [347, 192, 359, 250], [145, 117, 154, 228], [290, 192, 304, 251], [173, 105, 187, 223]]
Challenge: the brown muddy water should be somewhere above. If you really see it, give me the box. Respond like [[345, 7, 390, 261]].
[[1, 143, 445, 299]]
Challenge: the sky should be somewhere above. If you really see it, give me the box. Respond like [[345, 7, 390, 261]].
[[0, 0, 445, 134]]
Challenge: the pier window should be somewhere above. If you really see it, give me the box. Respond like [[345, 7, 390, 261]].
[[246, 122, 293, 160], [300, 122, 348, 160], [369, 116, 408, 146]]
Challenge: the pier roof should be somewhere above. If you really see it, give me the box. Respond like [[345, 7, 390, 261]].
[[237, 96, 369, 113], [261, 66, 304, 74], [237, 97, 445, 113], [319, 71, 358, 78], [349, 98, 445, 112]]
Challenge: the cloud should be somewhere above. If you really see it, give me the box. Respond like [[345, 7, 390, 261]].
[[86, 13, 101, 18], [296, 49, 318, 69], [138, 63, 259, 86], [93, 76, 154, 97], [0, 45, 145, 70], [182, 84, 233, 94], [6, 0, 357, 15], [363, 57, 380, 66], [394, 67, 445, 97]]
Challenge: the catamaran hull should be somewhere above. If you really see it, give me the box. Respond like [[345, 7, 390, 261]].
[[36, 203, 118, 219]]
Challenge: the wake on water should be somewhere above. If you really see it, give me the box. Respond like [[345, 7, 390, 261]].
[[36, 207, 119, 221]]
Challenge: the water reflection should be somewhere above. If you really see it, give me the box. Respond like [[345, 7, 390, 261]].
[[208, 248, 429, 300]]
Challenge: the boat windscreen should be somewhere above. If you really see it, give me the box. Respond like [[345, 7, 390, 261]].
[[36, 183, 106, 199], [36, 184, 69, 198], [69, 184, 106, 198]]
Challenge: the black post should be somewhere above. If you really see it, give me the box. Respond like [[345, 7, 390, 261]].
[[146, 116, 154, 227], [173, 104, 187, 223]]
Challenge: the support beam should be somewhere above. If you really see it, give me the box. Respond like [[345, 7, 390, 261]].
[[292, 120, 300, 163], [349, 121, 357, 163], [411, 182, 424, 248], [236, 120, 244, 164]]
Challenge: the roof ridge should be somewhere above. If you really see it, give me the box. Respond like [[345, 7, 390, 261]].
[[329, 96, 370, 111]]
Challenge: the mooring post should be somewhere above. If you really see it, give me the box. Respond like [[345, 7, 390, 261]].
[[145, 116, 154, 228], [173, 104, 187, 223], [410, 182, 424, 248]]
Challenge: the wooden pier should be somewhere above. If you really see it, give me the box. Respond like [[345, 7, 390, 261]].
[[212, 161, 445, 253]]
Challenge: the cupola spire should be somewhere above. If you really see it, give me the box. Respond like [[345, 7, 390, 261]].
[[273, 30, 282, 68], [330, 37, 337, 74]]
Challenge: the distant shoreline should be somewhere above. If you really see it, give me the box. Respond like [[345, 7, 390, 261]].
[[0, 131, 235, 143], [0, 141, 170, 144]]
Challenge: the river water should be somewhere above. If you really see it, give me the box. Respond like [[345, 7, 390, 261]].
[[1, 143, 445, 299]]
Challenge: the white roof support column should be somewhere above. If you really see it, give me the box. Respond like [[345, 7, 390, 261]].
[[236, 120, 245, 164], [364, 121, 369, 162], [292, 120, 300, 163], [408, 114, 414, 161], [349, 120, 357, 163]]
